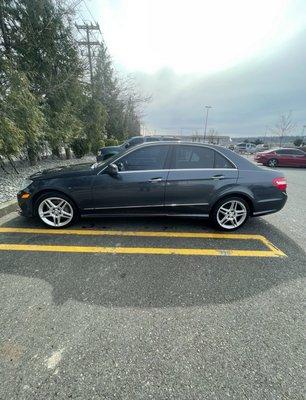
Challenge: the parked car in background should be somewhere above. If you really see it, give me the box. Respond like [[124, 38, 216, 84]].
[[235, 142, 257, 154], [97, 135, 179, 161], [255, 148, 306, 167], [255, 143, 270, 151], [18, 142, 287, 231]]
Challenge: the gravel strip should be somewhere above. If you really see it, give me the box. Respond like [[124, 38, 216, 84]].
[[0, 156, 95, 204]]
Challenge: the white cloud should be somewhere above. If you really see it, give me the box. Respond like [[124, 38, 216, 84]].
[[90, 0, 306, 74]]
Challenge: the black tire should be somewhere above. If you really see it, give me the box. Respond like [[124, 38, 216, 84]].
[[211, 196, 250, 231], [34, 191, 79, 229], [267, 158, 278, 168]]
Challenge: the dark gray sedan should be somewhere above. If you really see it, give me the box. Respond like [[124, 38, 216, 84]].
[[17, 142, 287, 230]]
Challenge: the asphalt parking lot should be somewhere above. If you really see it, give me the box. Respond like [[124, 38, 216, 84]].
[[0, 167, 305, 400]]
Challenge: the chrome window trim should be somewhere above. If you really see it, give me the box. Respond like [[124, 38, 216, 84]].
[[99, 167, 237, 175], [97, 142, 238, 175], [116, 169, 167, 174], [166, 168, 237, 172]]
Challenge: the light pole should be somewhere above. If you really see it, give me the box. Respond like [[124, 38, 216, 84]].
[[204, 106, 212, 142]]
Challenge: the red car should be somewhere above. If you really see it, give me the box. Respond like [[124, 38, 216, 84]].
[[255, 148, 306, 167]]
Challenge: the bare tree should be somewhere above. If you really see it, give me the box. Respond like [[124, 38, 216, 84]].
[[271, 111, 296, 147], [207, 128, 218, 144]]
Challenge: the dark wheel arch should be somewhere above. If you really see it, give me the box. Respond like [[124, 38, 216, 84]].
[[32, 189, 79, 217], [211, 192, 254, 216]]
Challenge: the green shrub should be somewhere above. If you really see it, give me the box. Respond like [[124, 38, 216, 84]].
[[71, 137, 90, 158], [91, 139, 105, 155], [105, 138, 118, 146]]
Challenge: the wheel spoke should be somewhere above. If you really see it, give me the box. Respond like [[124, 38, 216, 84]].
[[220, 215, 228, 224], [42, 210, 52, 217], [230, 201, 236, 211], [57, 200, 66, 208], [45, 199, 55, 208], [235, 210, 246, 216]]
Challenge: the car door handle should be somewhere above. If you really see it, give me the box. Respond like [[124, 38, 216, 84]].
[[211, 174, 225, 180], [148, 177, 164, 183]]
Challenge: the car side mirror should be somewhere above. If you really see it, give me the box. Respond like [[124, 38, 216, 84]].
[[125, 143, 130, 148], [106, 163, 119, 177]]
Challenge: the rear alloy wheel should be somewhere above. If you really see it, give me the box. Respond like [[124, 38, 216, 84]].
[[212, 197, 249, 231], [267, 158, 278, 168], [36, 193, 77, 228]]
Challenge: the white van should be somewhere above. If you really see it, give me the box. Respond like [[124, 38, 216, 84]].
[[235, 142, 257, 154]]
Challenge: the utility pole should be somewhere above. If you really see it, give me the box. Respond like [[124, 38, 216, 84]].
[[203, 105, 212, 142], [76, 23, 100, 93], [264, 125, 269, 144], [302, 125, 306, 145]]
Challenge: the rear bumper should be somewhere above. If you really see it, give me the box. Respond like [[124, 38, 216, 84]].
[[252, 192, 287, 216]]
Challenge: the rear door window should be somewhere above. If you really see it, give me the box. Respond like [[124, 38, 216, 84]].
[[171, 145, 214, 169], [214, 152, 235, 168], [276, 149, 292, 155]]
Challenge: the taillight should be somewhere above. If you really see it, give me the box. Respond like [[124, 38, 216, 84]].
[[272, 177, 287, 191]]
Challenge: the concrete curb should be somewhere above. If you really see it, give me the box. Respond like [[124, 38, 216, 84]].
[[0, 199, 18, 218]]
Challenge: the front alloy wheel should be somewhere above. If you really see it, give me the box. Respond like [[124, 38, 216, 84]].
[[213, 198, 249, 230], [37, 195, 76, 228]]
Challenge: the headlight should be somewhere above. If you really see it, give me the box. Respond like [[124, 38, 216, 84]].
[[19, 178, 33, 191]]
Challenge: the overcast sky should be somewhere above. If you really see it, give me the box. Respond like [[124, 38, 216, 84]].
[[82, 0, 306, 137]]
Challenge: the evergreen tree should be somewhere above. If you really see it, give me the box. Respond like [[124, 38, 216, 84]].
[[0, 0, 147, 164], [82, 97, 107, 154], [0, 65, 45, 165]]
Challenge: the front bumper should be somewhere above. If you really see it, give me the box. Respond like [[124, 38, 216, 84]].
[[17, 192, 34, 217]]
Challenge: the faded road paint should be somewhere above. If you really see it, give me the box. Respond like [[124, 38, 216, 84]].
[[0, 243, 285, 257], [0, 227, 286, 257]]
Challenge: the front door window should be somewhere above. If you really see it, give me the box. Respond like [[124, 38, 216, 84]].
[[116, 145, 169, 171]]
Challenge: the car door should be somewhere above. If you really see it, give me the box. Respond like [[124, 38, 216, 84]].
[[164, 145, 238, 215], [90, 145, 171, 214], [289, 149, 306, 166], [275, 149, 295, 166]]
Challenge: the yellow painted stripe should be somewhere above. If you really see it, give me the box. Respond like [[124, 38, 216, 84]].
[[0, 227, 268, 241], [259, 236, 286, 257], [0, 243, 282, 257]]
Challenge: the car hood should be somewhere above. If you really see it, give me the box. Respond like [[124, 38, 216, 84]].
[[30, 162, 94, 180]]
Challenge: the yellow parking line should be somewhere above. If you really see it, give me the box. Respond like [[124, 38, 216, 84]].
[[0, 243, 281, 257], [0, 227, 270, 241], [0, 227, 286, 257]]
